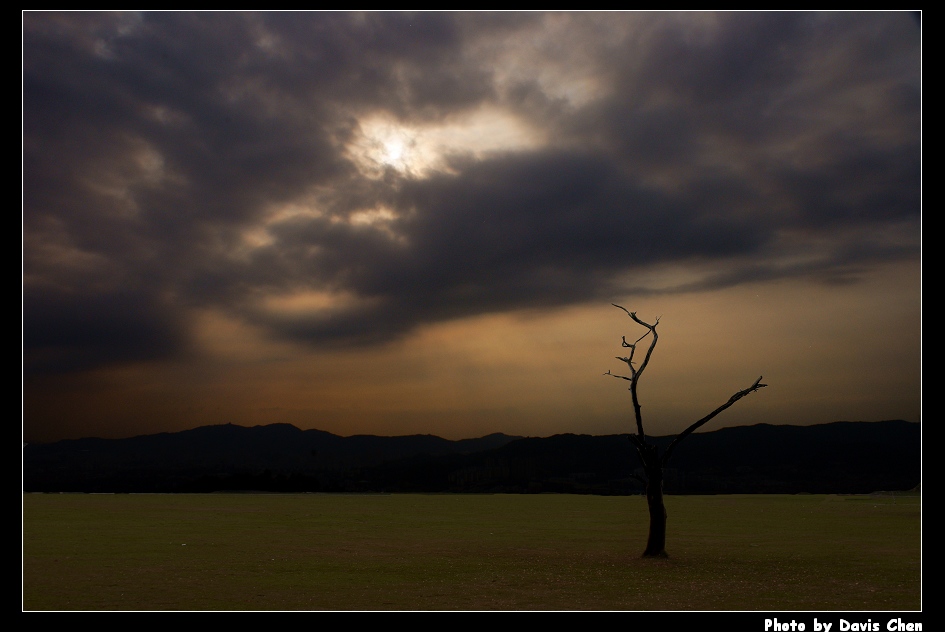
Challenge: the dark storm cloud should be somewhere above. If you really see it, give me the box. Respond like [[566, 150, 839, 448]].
[[253, 11, 506, 114], [245, 151, 701, 342], [23, 12, 920, 372], [23, 286, 185, 375]]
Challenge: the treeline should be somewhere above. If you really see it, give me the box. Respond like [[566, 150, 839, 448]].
[[23, 420, 920, 495]]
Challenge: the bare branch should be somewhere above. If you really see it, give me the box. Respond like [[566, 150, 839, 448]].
[[611, 303, 633, 317], [661, 376, 768, 466], [611, 304, 661, 438], [619, 338, 638, 373], [614, 306, 658, 378], [628, 312, 660, 330], [604, 370, 632, 382]]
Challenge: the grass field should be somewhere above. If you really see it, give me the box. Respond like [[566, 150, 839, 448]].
[[22, 492, 920, 611]]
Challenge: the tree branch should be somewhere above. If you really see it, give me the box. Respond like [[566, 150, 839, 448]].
[[661, 376, 767, 466], [604, 369, 632, 382], [611, 304, 659, 438]]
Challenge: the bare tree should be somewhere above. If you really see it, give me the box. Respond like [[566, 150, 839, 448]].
[[605, 305, 766, 557]]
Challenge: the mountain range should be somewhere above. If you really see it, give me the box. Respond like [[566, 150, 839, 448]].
[[22, 420, 920, 495]]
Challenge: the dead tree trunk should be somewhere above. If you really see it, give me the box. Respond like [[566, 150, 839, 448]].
[[635, 440, 667, 557], [606, 305, 766, 558]]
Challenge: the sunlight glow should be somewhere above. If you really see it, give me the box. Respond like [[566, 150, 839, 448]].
[[260, 289, 375, 319], [347, 107, 545, 179], [347, 207, 398, 226]]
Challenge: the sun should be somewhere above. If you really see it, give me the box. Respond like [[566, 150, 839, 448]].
[[346, 109, 546, 180], [382, 137, 405, 165], [346, 119, 423, 177]]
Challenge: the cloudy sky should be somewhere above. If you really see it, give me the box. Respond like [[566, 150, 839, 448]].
[[23, 12, 921, 443]]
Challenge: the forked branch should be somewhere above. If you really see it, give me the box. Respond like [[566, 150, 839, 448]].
[[661, 376, 767, 465], [611, 304, 660, 438]]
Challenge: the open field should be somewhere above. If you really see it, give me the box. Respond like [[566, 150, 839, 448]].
[[22, 493, 920, 611]]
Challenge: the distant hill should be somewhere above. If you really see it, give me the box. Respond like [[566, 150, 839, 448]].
[[22, 420, 920, 495], [23, 424, 523, 492]]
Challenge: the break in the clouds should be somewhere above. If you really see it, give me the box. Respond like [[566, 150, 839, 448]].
[[23, 12, 920, 418]]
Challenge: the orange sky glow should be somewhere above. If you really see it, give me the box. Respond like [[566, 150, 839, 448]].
[[23, 12, 920, 443]]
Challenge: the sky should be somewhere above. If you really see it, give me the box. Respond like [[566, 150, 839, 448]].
[[22, 11, 921, 444]]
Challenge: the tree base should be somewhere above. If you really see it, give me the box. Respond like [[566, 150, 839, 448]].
[[641, 550, 669, 558]]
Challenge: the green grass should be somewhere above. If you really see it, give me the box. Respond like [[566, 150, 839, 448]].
[[22, 493, 920, 611]]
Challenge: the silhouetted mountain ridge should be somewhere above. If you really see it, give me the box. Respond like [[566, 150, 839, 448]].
[[23, 420, 920, 494], [24, 422, 520, 472]]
